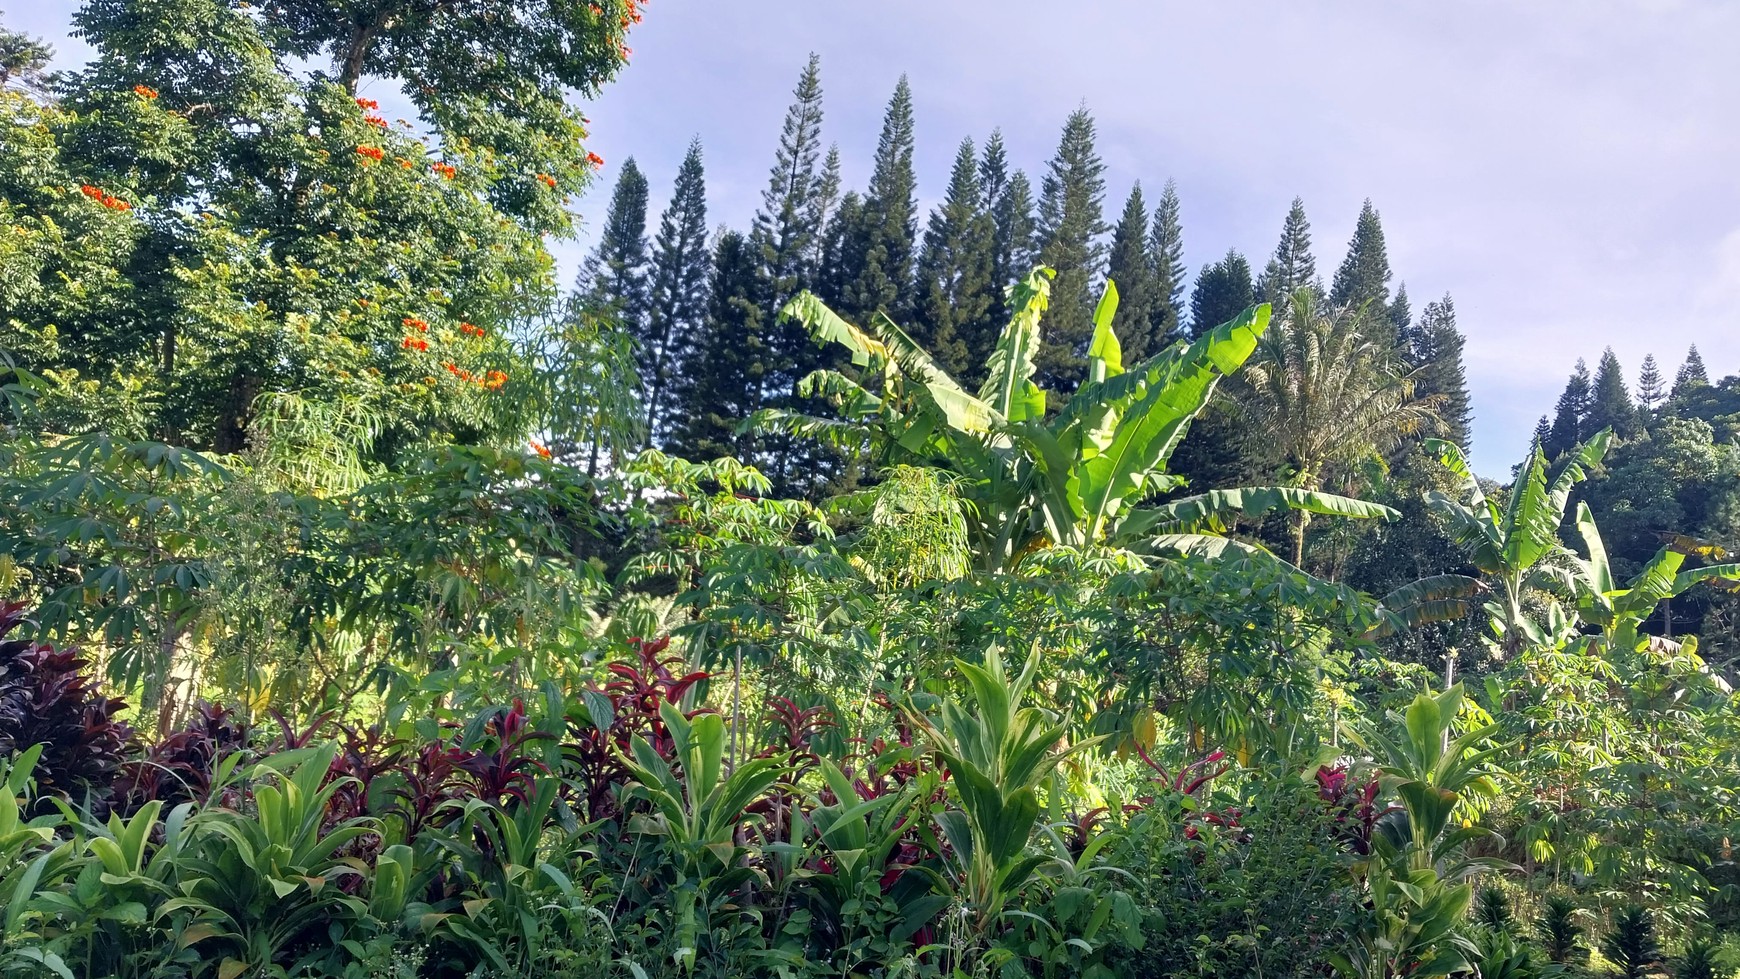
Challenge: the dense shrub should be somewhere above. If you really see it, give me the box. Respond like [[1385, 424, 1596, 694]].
[[0, 600, 132, 812]]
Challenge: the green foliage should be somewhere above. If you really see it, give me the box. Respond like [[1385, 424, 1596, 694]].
[[1424, 429, 1611, 652], [1603, 905, 1664, 979], [1537, 895, 1584, 963], [909, 645, 1096, 937], [7, 5, 1740, 976]]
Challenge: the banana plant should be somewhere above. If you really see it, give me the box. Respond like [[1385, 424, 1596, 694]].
[[1423, 431, 1611, 653], [619, 701, 787, 972], [906, 645, 1101, 938], [766, 268, 1394, 571], [1569, 500, 1740, 659]]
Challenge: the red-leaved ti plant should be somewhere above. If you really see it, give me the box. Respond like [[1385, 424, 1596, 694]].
[[1315, 764, 1397, 855], [564, 635, 712, 821], [1130, 747, 1244, 840], [456, 699, 551, 806], [114, 701, 249, 812], [0, 601, 134, 815], [750, 697, 836, 850]]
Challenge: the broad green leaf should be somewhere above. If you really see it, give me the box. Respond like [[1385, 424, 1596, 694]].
[[978, 269, 1052, 422], [1073, 304, 1270, 541], [1121, 485, 1397, 537], [1087, 280, 1123, 381]]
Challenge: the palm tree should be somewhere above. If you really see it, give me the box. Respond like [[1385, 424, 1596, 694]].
[[1236, 288, 1439, 565]]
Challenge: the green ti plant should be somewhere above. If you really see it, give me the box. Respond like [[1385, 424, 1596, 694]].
[[421, 779, 614, 976], [906, 645, 1101, 942], [618, 701, 787, 973], [156, 744, 375, 979], [766, 269, 1394, 572], [1334, 685, 1510, 979], [1, 746, 82, 979], [783, 756, 947, 975]]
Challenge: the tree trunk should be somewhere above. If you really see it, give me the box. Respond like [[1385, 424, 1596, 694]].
[[338, 15, 389, 93]]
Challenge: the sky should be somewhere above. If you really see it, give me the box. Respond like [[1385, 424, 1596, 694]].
[[11, 0, 1740, 476]]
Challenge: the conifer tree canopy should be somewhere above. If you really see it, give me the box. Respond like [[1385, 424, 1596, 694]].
[[641, 141, 711, 447], [581, 157, 651, 333], [1106, 183, 1160, 361], [1190, 249, 1255, 338], [1674, 344, 1710, 396], [1545, 358, 1593, 458], [1035, 107, 1108, 390], [1149, 180, 1188, 346], [1259, 196, 1318, 311], [1330, 198, 1393, 315], [1636, 353, 1665, 411], [983, 130, 1038, 329], [913, 137, 997, 382], [842, 76, 918, 324], [1586, 347, 1638, 437], [1411, 294, 1473, 451]]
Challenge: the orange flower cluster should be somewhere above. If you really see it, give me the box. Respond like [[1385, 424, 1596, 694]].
[[80, 184, 132, 211], [397, 157, 414, 170], [587, 151, 605, 168], [356, 97, 379, 110], [401, 336, 429, 351], [535, 173, 557, 188], [431, 162, 458, 180], [355, 145, 384, 163], [402, 317, 430, 332], [363, 113, 388, 129], [133, 84, 158, 100], [619, 43, 632, 60], [458, 322, 485, 338], [443, 363, 508, 390], [531, 440, 552, 460]]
